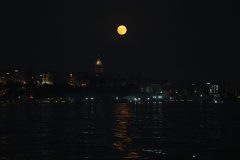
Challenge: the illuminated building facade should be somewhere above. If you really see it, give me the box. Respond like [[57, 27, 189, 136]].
[[207, 83, 219, 97], [40, 73, 53, 85], [67, 73, 78, 87], [79, 80, 88, 87], [0, 69, 25, 85], [95, 57, 104, 77]]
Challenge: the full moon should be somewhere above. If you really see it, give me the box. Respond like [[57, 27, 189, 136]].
[[117, 25, 127, 35]]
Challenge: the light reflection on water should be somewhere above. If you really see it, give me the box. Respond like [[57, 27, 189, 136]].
[[0, 103, 234, 159], [113, 103, 140, 159]]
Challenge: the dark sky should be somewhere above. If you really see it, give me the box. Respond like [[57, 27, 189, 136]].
[[1, 0, 238, 80]]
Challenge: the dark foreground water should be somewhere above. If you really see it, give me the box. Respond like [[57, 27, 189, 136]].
[[0, 102, 240, 160]]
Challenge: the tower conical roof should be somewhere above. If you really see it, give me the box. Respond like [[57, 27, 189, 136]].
[[96, 57, 103, 66]]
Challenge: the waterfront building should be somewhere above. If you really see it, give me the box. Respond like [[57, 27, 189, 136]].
[[67, 73, 79, 87], [40, 73, 53, 85]]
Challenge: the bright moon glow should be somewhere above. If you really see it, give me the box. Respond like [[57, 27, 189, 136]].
[[117, 25, 127, 35]]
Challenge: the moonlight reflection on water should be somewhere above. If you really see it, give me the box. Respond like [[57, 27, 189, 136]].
[[0, 102, 235, 159]]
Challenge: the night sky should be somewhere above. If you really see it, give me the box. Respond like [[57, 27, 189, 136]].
[[1, 0, 238, 80]]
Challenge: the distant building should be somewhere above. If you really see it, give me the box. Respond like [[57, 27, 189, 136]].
[[67, 73, 78, 87], [0, 69, 25, 85], [208, 83, 219, 97], [141, 83, 162, 93], [95, 57, 104, 77], [40, 73, 53, 85], [79, 80, 89, 87]]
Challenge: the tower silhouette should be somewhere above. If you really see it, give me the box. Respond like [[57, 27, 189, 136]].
[[95, 56, 104, 77]]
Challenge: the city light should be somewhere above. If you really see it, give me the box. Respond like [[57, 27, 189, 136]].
[[158, 96, 162, 99], [0, 2, 237, 160]]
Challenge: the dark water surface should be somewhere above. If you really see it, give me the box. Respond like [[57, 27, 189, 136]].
[[0, 103, 239, 159]]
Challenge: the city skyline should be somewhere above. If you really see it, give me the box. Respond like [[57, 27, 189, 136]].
[[1, 0, 238, 81], [0, 1, 239, 159]]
